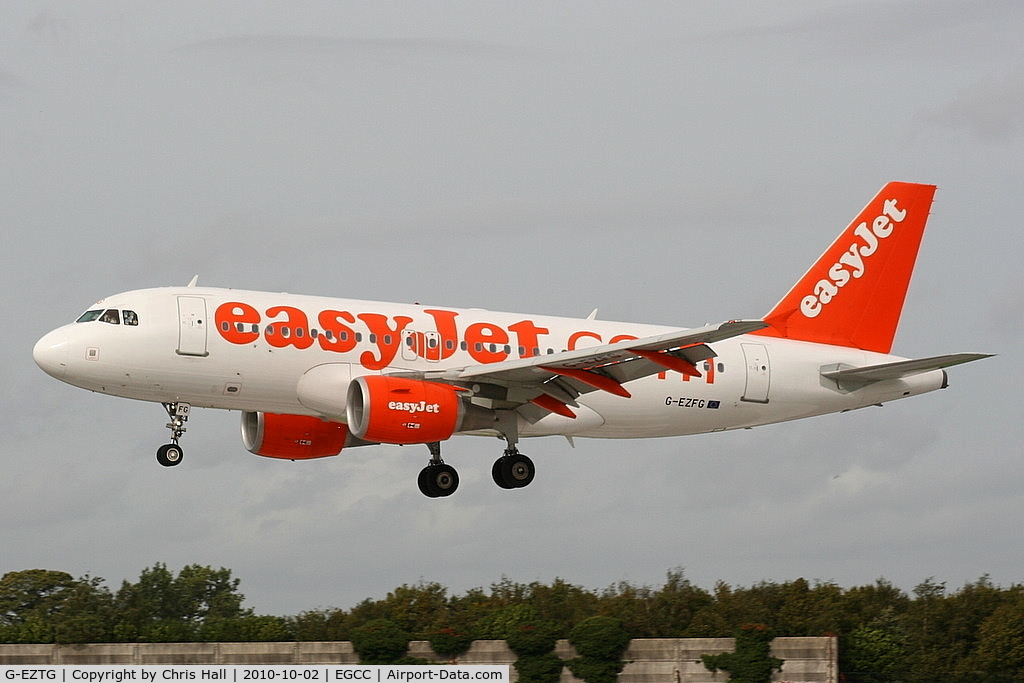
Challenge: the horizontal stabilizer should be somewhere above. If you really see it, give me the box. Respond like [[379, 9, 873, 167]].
[[821, 353, 993, 387]]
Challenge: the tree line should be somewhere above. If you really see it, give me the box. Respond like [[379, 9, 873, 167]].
[[3, 564, 1024, 681]]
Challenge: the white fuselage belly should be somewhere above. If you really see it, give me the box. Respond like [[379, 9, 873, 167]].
[[43, 286, 945, 441]]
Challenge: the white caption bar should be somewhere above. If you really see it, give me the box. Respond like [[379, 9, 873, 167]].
[[1, 666, 510, 683]]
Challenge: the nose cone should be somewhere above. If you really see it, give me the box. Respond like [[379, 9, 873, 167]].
[[33, 328, 71, 379]]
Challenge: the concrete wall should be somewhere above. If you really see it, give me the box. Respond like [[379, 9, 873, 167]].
[[0, 637, 837, 683]]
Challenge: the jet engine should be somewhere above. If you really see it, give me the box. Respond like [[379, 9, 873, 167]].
[[346, 375, 494, 444], [241, 411, 350, 459]]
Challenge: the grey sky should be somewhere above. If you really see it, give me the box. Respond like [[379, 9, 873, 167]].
[[2, 1, 1020, 616]]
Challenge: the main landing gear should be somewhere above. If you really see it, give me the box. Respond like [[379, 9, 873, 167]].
[[416, 437, 536, 498], [156, 402, 190, 467], [418, 441, 460, 498], [492, 448, 536, 489]]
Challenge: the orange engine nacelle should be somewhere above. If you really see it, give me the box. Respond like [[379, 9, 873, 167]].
[[346, 376, 482, 445], [241, 412, 349, 459]]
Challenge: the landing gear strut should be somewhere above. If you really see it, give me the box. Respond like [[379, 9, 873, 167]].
[[418, 441, 459, 498], [157, 402, 190, 467]]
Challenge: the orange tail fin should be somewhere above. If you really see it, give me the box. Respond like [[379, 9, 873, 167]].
[[759, 182, 937, 354]]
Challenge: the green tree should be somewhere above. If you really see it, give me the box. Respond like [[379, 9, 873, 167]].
[[200, 615, 291, 642], [568, 616, 631, 661], [839, 579, 909, 635], [0, 570, 114, 644], [349, 618, 411, 664], [960, 593, 1024, 679], [428, 626, 474, 660], [841, 610, 906, 683], [652, 568, 713, 637], [774, 579, 844, 636], [702, 624, 784, 683], [51, 575, 115, 644], [288, 609, 351, 642], [0, 570, 78, 627], [901, 577, 958, 678], [475, 604, 541, 640], [566, 616, 631, 683], [176, 564, 248, 623], [507, 622, 563, 683], [114, 563, 180, 640], [14, 615, 54, 644], [525, 578, 597, 628], [114, 563, 250, 642], [507, 621, 559, 657], [378, 582, 450, 635], [446, 586, 496, 632], [513, 653, 564, 683], [599, 569, 713, 638]]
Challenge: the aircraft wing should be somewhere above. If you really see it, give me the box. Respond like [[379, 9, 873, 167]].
[[821, 353, 993, 390], [397, 319, 767, 418]]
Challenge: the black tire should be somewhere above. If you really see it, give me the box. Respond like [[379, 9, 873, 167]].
[[419, 464, 459, 497], [493, 452, 535, 489], [417, 466, 436, 497], [157, 443, 183, 467], [492, 457, 516, 489], [505, 452, 535, 488]]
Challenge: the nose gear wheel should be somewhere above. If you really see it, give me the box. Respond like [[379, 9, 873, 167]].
[[156, 402, 190, 467]]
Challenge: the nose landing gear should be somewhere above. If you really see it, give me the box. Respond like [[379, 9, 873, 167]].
[[157, 402, 190, 467]]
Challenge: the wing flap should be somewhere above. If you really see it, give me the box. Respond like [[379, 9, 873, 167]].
[[404, 319, 766, 416], [447, 319, 765, 383], [440, 319, 764, 384]]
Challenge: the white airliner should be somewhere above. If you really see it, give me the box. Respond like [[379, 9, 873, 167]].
[[34, 182, 990, 497]]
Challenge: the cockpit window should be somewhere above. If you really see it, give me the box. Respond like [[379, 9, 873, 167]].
[[76, 308, 139, 325], [76, 310, 104, 323], [99, 309, 121, 324]]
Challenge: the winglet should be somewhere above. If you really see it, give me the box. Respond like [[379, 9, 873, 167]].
[[759, 182, 937, 353]]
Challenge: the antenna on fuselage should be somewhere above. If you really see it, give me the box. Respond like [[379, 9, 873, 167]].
[[187, 275, 199, 287]]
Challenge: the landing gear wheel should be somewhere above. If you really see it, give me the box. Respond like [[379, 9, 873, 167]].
[[418, 463, 459, 498], [492, 458, 515, 489], [492, 451, 535, 489], [157, 402, 190, 468], [157, 443, 183, 467]]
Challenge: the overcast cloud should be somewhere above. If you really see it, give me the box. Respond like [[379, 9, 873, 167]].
[[1, 1, 1020, 616]]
